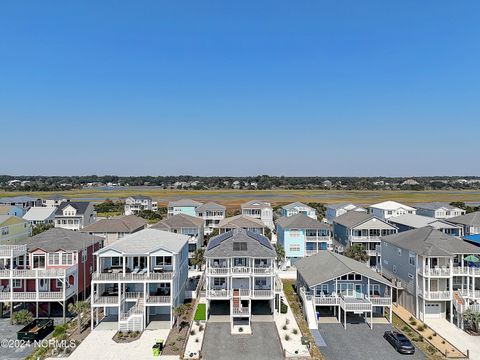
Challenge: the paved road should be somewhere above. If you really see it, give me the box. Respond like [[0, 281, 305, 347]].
[[319, 322, 426, 360], [203, 322, 283, 360]]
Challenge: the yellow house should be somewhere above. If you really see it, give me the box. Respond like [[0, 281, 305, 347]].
[[0, 215, 31, 244]]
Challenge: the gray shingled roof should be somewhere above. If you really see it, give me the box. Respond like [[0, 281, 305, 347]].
[[414, 202, 459, 211], [381, 227, 480, 256], [205, 228, 276, 258], [218, 215, 265, 229], [326, 202, 357, 210], [296, 251, 392, 288], [47, 194, 69, 201], [96, 228, 189, 255], [55, 201, 91, 215], [195, 202, 226, 212], [129, 195, 152, 200], [22, 228, 102, 252], [81, 215, 147, 233], [333, 211, 376, 228], [168, 199, 203, 207], [276, 214, 331, 230], [388, 214, 460, 230], [448, 211, 480, 227], [151, 213, 204, 230]]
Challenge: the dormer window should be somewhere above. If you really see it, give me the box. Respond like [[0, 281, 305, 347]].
[[233, 242, 247, 251]]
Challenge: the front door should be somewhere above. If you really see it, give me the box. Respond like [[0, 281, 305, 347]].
[[355, 284, 363, 298]]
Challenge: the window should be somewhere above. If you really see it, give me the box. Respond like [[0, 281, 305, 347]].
[[62, 253, 74, 266], [289, 244, 300, 252], [393, 265, 397, 274], [255, 278, 267, 287], [289, 230, 301, 238], [82, 251, 87, 263], [320, 284, 329, 294], [339, 283, 354, 297], [155, 256, 172, 266], [48, 253, 60, 266], [1, 227, 9, 236], [33, 254, 46, 269], [233, 242, 247, 251], [13, 279, 22, 289], [111, 257, 121, 267], [213, 278, 225, 287], [408, 273, 414, 280], [409, 252, 415, 266], [369, 284, 380, 296], [56, 279, 63, 288]]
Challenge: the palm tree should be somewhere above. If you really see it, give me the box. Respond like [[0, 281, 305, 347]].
[[191, 248, 205, 269], [344, 244, 369, 263], [68, 301, 89, 334], [173, 304, 188, 329], [463, 309, 480, 333]]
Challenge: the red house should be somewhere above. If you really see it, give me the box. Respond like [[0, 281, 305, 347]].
[[0, 228, 103, 321]]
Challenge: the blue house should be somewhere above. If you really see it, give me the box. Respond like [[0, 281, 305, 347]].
[[276, 214, 332, 267], [280, 202, 317, 219], [0, 205, 24, 217], [167, 199, 203, 218]]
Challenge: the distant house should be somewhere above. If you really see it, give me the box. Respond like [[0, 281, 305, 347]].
[[0, 228, 102, 321], [43, 194, 70, 208], [0, 205, 24, 217], [414, 202, 465, 219], [0, 215, 31, 244], [380, 227, 480, 328], [368, 201, 416, 220], [167, 199, 203, 218], [401, 179, 420, 186], [0, 196, 42, 215], [217, 215, 266, 235], [81, 215, 147, 245], [276, 214, 332, 267], [280, 202, 317, 220], [151, 214, 204, 258], [333, 212, 397, 268], [23, 207, 57, 226], [241, 200, 274, 229], [55, 202, 96, 231], [325, 203, 367, 224], [124, 196, 158, 215], [388, 214, 463, 237], [296, 251, 393, 329], [195, 202, 226, 235], [448, 211, 480, 237]]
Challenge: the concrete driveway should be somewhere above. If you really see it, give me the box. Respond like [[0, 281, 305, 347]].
[[203, 322, 283, 360], [319, 322, 425, 360]]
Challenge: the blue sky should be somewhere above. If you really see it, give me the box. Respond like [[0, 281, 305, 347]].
[[1, 1, 479, 176]]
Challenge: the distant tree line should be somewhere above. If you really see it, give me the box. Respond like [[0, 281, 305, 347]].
[[1, 175, 480, 192]]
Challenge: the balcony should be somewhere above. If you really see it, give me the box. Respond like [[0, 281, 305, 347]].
[[339, 297, 372, 312], [419, 290, 451, 300], [92, 271, 174, 281], [146, 295, 171, 304], [230, 267, 250, 275], [306, 236, 331, 242], [93, 295, 119, 305], [315, 296, 340, 305], [458, 289, 480, 299], [0, 287, 75, 301], [452, 267, 480, 276], [251, 289, 273, 298], [0, 245, 27, 258], [252, 267, 273, 275], [349, 236, 380, 243], [207, 267, 229, 275], [0, 267, 76, 279], [207, 289, 229, 298], [366, 296, 392, 306], [421, 268, 451, 277]]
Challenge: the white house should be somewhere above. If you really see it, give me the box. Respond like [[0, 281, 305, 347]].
[[81, 215, 147, 246], [280, 202, 317, 220], [325, 203, 367, 223], [241, 200, 274, 229], [195, 202, 226, 235], [90, 228, 189, 331], [167, 199, 203, 218], [368, 201, 416, 220], [43, 194, 69, 208], [414, 202, 466, 220], [124, 196, 158, 215], [54, 202, 96, 231]]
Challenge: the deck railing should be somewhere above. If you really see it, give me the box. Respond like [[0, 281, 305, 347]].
[[339, 297, 372, 312], [232, 306, 250, 315], [146, 295, 171, 304], [314, 296, 340, 305], [92, 271, 174, 281]]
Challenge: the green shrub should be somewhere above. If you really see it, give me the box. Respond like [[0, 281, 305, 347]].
[[199, 324, 204, 332], [52, 324, 68, 338], [285, 334, 290, 341], [282, 325, 288, 330], [292, 329, 298, 335], [410, 320, 417, 326], [428, 335, 432, 340], [433, 332, 437, 336], [417, 324, 425, 331], [190, 330, 195, 336], [280, 302, 288, 314], [12, 310, 33, 325]]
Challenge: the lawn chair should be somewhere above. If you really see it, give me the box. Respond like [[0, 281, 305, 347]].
[[132, 267, 140, 274]]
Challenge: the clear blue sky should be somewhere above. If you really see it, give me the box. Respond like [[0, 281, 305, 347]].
[[1, 1, 479, 176]]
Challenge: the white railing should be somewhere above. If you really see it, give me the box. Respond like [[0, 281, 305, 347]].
[[0, 245, 27, 257], [0, 267, 76, 279], [252, 289, 273, 298], [253, 267, 273, 275], [94, 295, 119, 305], [458, 289, 480, 299], [306, 236, 331, 242], [349, 236, 380, 242], [92, 271, 174, 281], [146, 295, 171, 304], [365, 250, 377, 257], [366, 296, 392, 306], [207, 289, 229, 298], [315, 296, 340, 305], [238, 289, 250, 297], [0, 288, 75, 301], [124, 292, 142, 300], [207, 267, 229, 275], [453, 267, 480, 276], [232, 306, 249, 315], [339, 297, 372, 312], [420, 290, 451, 300], [422, 268, 451, 277], [231, 267, 250, 274]]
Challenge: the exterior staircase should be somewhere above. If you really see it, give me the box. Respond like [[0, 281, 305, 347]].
[[119, 297, 144, 332]]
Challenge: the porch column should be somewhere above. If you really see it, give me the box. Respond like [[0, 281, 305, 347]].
[[450, 301, 453, 323], [389, 305, 392, 323], [63, 301, 66, 324], [146, 256, 150, 276], [122, 256, 126, 274], [343, 309, 346, 329], [96, 256, 100, 273], [370, 310, 373, 329], [91, 306, 94, 330]]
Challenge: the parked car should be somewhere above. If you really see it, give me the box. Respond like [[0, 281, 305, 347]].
[[384, 331, 415, 354]]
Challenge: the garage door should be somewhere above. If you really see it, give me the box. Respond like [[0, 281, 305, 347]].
[[425, 303, 441, 318]]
